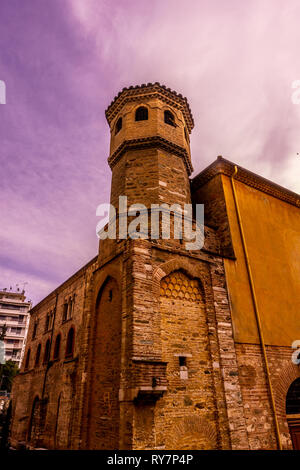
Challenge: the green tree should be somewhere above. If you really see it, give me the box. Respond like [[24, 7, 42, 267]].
[[0, 361, 19, 392]]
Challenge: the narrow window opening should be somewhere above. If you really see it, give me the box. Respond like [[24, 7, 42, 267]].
[[109, 289, 113, 301], [115, 117, 122, 135], [179, 356, 188, 380], [53, 334, 61, 360], [65, 328, 75, 359], [35, 344, 41, 367], [24, 349, 31, 370], [179, 356, 186, 367], [62, 303, 68, 322]]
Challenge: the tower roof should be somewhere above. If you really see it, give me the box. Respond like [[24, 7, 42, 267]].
[[105, 83, 194, 133]]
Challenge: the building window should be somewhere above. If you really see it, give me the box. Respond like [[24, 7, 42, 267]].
[[135, 106, 148, 121], [178, 355, 188, 380], [45, 311, 54, 332], [164, 110, 176, 127], [53, 334, 61, 360], [43, 339, 51, 364], [32, 320, 38, 339], [24, 349, 31, 370], [11, 327, 22, 335], [115, 117, 122, 135], [35, 343, 41, 367], [62, 303, 68, 322], [65, 327, 75, 359]]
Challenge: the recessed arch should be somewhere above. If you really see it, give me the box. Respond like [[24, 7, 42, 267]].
[[88, 275, 122, 449]]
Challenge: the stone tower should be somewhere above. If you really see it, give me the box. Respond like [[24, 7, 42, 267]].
[[105, 83, 194, 209], [90, 84, 247, 450]]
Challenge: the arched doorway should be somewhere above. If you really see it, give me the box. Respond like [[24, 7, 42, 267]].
[[286, 377, 300, 449]]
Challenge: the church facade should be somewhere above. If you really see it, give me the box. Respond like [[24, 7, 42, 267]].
[[10, 83, 300, 450]]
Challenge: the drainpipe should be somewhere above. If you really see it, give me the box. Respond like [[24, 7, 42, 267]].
[[230, 165, 282, 450]]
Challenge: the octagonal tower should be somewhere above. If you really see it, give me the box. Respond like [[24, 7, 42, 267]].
[[105, 83, 194, 209]]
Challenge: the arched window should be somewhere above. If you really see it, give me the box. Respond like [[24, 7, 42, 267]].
[[286, 378, 300, 449], [65, 327, 75, 358], [43, 339, 51, 364], [135, 106, 148, 121], [115, 117, 122, 135], [286, 378, 300, 415], [24, 348, 31, 370], [53, 334, 61, 360], [34, 344, 41, 367], [164, 110, 176, 127]]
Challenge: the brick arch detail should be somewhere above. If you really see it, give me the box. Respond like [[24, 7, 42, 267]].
[[273, 360, 300, 418], [153, 258, 206, 297], [171, 415, 218, 450]]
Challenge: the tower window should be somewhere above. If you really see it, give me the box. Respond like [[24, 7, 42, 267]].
[[164, 110, 176, 127], [115, 117, 122, 135], [135, 106, 148, 121], [179, 356, 186, 367]]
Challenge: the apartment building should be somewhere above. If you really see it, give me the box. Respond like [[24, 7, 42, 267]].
[[0, 288, 31, 367]]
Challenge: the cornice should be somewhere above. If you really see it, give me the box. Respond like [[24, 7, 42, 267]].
[[105, 83, 194, 133], [191, 156, 300, 209], [108, 136, 194, 175]]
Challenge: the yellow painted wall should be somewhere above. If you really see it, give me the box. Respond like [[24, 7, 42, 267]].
[[222, 174, 300, 346]]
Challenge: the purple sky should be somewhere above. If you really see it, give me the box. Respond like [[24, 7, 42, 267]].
[[1, 0, 300, 305]]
